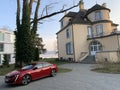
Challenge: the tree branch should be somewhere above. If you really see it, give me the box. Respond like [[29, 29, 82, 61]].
[[31, 0, 40, 34], [16, 0, 21, 30], [29, 0, 35, 14], [31, 4, 78, 23]]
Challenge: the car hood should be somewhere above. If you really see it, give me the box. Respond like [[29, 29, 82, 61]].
[[6, 69, 28, 76], [6, 70, 20, 76]]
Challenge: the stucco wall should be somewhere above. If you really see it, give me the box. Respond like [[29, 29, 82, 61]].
[[96, 51, 119, 63], [57, 25, 74, 60], [88, 35, 119, 51], [60, 17, 71, 28], [0, 29, 15, 65], [92, 22, 112, 35], [73, 24, 89, 62]]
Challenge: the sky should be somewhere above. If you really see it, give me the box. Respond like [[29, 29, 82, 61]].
[[0, 0, 120, 51]]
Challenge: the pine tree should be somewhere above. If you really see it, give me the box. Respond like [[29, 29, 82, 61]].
[[2, 54, 9, 67]]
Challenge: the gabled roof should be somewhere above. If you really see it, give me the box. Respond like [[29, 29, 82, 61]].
[[86, 4, 110, 15], [59, 12, 76, 21], [65, 12, 77, 17], [71, 10, 91, 24]]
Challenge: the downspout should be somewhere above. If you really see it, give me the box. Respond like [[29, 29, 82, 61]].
[[72, 24, 76, 62], [117, 34, 120, 48], [56, 36, 59, 59], [117, 34, 120, 62]]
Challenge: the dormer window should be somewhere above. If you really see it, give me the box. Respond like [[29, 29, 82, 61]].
[[95, 11, 102, 20], [61, 20, 64, 28]]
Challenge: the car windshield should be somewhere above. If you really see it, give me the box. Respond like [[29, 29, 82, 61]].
[[22, 64, 34, 70]]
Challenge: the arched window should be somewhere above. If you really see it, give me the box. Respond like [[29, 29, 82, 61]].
[[90, 41, 102, 55]]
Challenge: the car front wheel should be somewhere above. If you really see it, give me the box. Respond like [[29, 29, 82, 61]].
[[22, 75, 31, 85], [51, 69, 56, 77]]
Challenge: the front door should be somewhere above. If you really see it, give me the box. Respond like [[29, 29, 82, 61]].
[[90, 41, 102, 56]]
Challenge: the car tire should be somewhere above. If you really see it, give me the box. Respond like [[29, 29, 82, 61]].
[[22, 74, 31, 85], [51, 69, 56, 77]]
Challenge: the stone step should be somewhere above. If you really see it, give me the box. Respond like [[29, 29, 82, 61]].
[[80, 56, 96, 64]]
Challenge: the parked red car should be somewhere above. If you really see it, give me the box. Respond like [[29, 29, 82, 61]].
[[5, 62, 58, 85]]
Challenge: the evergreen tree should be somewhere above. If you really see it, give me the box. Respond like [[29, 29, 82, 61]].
[[2, 54, 9, 67]]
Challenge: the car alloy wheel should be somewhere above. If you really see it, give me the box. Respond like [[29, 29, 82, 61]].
[[51, 69, 56, 77], [22, 75, 31, 85]]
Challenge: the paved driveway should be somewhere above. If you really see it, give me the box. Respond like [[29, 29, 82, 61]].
[[0, 63, 120, 90]]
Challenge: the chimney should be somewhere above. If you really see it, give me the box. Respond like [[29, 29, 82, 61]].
[[64, 11, 67, 15], [79, 0, 84, 10], [102, 3, 106, 7]]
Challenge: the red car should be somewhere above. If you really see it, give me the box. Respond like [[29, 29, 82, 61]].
[[5, 62, 58, 85]]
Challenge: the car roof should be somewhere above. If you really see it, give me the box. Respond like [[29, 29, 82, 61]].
[[32, 62, 51, 65]]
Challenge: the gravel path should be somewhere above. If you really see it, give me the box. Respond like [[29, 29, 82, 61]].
[[0, 63, 120, 90]]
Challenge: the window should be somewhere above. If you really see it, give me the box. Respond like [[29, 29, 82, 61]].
[[0, 55, 1, 64], [43, 62, 52, 67], [0, 32, 4, 41], [96, 24, 103, 36], [61, 20, 63, 28], [66, 42, 73, 55], [66, 29, 70, 38], [10, 34, 15, 43], [90, 41, 102, 55], [7, 54, 11, 62], [35, 63, 43, 69], [95, 11, 102, 20], [3, 54, 11, 62], [0, 43, 4, 52], [87, 26, 93, 38], [22, 64, 34, 70]]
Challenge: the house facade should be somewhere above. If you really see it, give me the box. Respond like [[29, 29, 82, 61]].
[[57, 0, 120, 63], [0, 28, 15, 65]]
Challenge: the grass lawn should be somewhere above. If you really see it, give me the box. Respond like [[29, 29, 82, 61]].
[[0, 64, 15, 75], [39, 58, 69, 65], [0, 58, 72, 76], [91, 63, 120, 74]]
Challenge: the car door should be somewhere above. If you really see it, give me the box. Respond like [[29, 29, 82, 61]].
[[42, 63, 52, 76], [31, 63, 44, 80]]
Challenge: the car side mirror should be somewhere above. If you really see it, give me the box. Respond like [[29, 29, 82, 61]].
[[33, 67, 38, 70]]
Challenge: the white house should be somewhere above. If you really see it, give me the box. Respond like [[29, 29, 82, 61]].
[[0, 28, 15, 65]]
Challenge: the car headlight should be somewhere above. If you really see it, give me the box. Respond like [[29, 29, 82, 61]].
[[14, 74, 19, 82]]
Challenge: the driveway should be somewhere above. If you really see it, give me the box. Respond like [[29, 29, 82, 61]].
[[0, 63, 120, 90]]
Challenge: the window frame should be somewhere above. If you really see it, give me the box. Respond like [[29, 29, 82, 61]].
[[95, 11, 102, 20], [0, 43, 4, 52], [35, 63, 43, 69], [66, 42, 73, 55], [0, 32, 4, 41], [66, 29, 70, 38], [61, 20, 64, 28], [87, 26, 93, 38], [96, 24, 103, 36]]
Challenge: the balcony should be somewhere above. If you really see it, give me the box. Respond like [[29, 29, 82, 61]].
[[87, 33, 104, 39], [87, 30, 120, 39]]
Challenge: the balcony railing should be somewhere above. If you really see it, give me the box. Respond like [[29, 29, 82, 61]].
[[87, 30, 120, 39]]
